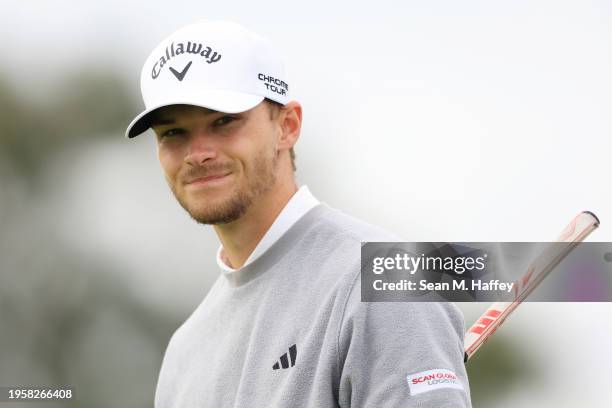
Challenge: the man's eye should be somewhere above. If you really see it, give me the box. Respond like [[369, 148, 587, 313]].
[[213, 115, 237, 127], [162, 128, 185, 137]]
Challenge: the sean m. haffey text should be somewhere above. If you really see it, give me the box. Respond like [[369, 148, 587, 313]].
[[367, 250, 516, 296]]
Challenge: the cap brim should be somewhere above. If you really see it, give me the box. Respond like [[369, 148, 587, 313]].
[[125, 90, 265, 138]]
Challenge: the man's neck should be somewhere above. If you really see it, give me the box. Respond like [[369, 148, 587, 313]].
[[214, 178, 298, 269]]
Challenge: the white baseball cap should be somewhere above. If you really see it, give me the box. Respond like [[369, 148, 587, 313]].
[[125, 19, 290, 138]]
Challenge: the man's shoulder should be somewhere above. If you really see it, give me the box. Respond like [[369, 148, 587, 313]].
[[290, 204, 403, 295]]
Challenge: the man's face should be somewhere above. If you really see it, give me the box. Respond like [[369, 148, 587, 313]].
[[152, 102, 280, 225]]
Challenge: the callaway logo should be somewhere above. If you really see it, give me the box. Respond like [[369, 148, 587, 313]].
[[152, 41, 222, 79], [169, 61, 192, 81]]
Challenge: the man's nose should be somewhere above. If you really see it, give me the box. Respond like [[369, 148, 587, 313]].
[[184, 129, 218, 166]]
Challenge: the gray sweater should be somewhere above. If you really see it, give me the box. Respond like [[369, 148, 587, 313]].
[[155, 204, 471, 407]]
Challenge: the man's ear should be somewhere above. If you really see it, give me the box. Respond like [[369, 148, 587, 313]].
[[277, 101, 302, 151]]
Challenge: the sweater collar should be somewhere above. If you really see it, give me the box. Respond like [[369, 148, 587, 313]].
[[216, 185, 320, 273]]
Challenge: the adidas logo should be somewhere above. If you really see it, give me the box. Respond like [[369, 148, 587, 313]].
[[272, 344, 297, 370]]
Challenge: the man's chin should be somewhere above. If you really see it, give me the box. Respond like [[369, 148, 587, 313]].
[[181, 197, 250, 225], [186, 209, 245, 225]]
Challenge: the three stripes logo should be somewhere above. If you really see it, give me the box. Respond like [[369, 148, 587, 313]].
[[272, 344, 297, 370]]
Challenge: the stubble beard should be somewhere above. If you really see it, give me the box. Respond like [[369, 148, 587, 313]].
[[171, 148, 278, 225]]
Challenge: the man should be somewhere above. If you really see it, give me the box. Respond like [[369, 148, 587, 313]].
[[125, 19, 471, 407]]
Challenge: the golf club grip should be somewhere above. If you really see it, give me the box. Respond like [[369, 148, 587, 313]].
[[463, 211, 600, 362]]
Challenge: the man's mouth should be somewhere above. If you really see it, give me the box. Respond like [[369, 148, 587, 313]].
[[185, 172, 232, 186]]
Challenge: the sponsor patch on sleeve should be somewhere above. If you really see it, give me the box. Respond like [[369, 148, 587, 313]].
[[406, 368, 464, 396]]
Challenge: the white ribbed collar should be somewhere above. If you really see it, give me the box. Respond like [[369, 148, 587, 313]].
[[216, 185, 320, 272]]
